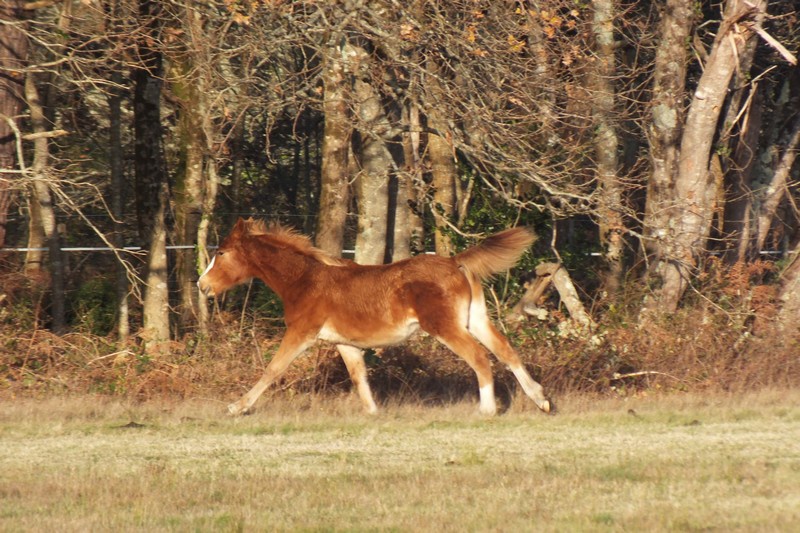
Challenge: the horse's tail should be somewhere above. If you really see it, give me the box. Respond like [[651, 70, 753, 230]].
[[453, 227, 536, 281]]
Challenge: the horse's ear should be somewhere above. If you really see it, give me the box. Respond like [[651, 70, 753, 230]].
[[230, 217, 247, 236]]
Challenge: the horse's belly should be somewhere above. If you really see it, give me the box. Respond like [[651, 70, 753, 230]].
[[317, 318, 419, 348]]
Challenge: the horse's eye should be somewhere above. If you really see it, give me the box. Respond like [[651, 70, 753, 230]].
[[217, 251, 225, 257]]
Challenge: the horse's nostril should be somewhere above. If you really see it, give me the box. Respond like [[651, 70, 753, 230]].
[[197, 279, 213, 296]]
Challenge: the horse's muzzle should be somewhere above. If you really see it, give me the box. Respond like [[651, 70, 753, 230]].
[[197, 279, 215, 297]]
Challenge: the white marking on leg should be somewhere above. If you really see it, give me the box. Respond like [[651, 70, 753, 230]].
[[479, 383, 497, 415], [467, 297, 550, 413]]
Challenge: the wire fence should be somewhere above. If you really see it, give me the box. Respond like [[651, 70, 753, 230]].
[[1, 245, 202, 252], [0, 245, 793, 257]]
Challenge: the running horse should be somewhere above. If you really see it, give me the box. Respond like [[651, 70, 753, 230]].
[[198, 218, 550, 416]]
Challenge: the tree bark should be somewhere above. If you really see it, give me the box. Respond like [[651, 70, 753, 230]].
[[775, 247, 800, 338], [754, 115, 800, 254], [515, 262, 595, 330], [591, 0, 624, 294], [0, 0, 28, 249], [398, 100, 424, 257], [24, 74, 65, 333], [172, 54, 206, 331], [23, 190, 44, 273], [644, 0, 766, 314], [427, 112, 457, 256], [142, 181, 171, 351], [316, 34, 351, 257], [641, 0, 693, 315], [715, 28, 760, 264], [721, 85, 762, 264], [351, 45, 391, 265], [134, 0, 166, 243], [196, 158, 218, 335], [425, 52, 458, 257], [109, 69, 129, 341], [135, 0, 169, 347]]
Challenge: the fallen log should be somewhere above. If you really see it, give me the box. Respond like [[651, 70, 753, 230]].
[[513, 262, 596, 330]]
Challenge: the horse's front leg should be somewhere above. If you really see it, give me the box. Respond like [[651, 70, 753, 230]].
[[228, 329, 314, 415]]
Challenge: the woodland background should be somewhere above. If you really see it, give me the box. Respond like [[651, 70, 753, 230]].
[[1, 0, 799, 401]]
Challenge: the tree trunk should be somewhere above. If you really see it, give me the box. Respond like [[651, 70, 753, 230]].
[[24, 74, 66, 333], [172, 57, 206, 332], [775, 247, 800, 338], [591, 0, 624, 294], [23, 194, 44, 273], [754, 115, 800, 254], [641, 0, 693, 315], [644, 0, 766, 314], [721, 85, 762, 264], [398, 101, 424, 257], [396, 1, 425, 258], [142, 181, 171, 351], [716, 29, 760, 264], [196, 158, 218, 335], [425, 51, 458, 256], [351, 45, 391, 265], [109, 69, 130, 341], [24, 0, 67, 279], [135, 0, 169, 347], [227, 115, 244, 230], [316, 34, 351, 257], [427, 112, 457, 256], [526, 7, 558, 145], [134, 0, 166, 243], [0, 0, 28, 249]]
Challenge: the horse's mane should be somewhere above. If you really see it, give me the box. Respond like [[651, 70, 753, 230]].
[[241, 219, 348, 267]]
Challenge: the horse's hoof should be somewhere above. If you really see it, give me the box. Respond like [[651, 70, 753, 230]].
[[228, 403, 243, 416], [539, 399, 551, 414]]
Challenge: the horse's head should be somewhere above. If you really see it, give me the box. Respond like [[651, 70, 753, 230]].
[[197, 218, 254, 297]]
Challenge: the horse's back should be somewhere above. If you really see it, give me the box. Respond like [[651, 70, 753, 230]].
[[305, 253, 472, 346]]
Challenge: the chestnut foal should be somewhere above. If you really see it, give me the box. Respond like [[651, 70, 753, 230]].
[[198, 218, 550, 416]]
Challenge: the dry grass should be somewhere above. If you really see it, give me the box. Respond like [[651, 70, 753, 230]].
[[3, 266, 800, 530], [2, 390, 799, 532]]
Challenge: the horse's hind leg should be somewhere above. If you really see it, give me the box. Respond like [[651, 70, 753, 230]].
[[468, 300, 550, 413], [228, 329, 313, 415], [430, 327, 498, 415], [337, 345, 378, 414]]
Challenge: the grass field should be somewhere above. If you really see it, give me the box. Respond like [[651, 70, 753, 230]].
[[2, 390, 799, 532]]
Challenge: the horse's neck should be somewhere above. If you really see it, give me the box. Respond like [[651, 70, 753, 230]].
[[248, 238, 311, 297]]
